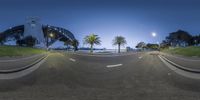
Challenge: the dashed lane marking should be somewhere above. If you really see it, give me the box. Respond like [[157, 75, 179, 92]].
[[69, 58, 76, 62], [106, 64, 123, 68]]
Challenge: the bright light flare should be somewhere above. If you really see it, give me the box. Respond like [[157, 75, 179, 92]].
[[151, 32, 157, 37], [49, 33, 54, 37]]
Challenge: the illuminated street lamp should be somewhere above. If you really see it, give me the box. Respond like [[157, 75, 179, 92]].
[[49, 33, 54, 38], [151, 32, 160, 50], [46, 33, 54, 50], [46, 25, 54, 50], [151, 32, 157, 37]]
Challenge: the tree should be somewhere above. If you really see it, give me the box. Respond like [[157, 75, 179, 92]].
[[166, 30, 192, 46], [146, 43, 159, 50], [23, 36, 36, 47], [62, 38, 71, 50], [136, 42, 146, 49], [0, 34, 4, 45], [16, 39, 25, 46], [160, 40, 170, 49], [192, 35, 200, 46], [113, 36, 127, 53], [71, 39, 79, 51], [84, 34, 101, 53]]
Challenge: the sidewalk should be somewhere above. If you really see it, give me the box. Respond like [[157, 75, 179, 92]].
[[0, 53, 47, 71], [160, 52, 200, 71], [72, 51, 138, 57]]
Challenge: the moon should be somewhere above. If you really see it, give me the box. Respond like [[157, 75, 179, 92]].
[[152, 32, 157, 37]]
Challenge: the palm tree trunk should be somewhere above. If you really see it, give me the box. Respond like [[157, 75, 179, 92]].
[[118, 44, 121, 53], [90, 44, 93, 53]]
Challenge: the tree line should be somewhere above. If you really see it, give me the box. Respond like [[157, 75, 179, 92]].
[[161, 30, 200, 48], [136, 30, 200, 50], [1, 29, 200, 52]]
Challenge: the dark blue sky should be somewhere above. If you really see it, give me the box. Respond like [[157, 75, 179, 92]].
[[0, 0, 200, 48]]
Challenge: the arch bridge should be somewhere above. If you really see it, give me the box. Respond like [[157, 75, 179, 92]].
[[0, 24, 76, 47]]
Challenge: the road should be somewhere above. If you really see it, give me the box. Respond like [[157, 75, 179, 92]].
[[0, 51, 200, 100]]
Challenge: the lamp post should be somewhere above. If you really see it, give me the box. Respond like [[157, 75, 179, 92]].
[[151, 32, 160, 50], [47, 33, 54, 50], [46, 25, 54, 50]]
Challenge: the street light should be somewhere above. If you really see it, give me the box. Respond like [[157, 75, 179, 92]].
[[151, 32, 157, 37], [151, 32, 160, 50], [46, 25, 54, 50], [49, 33, 54, 38]]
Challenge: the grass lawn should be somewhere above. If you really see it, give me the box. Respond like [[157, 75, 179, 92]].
[[0, 46, 46, 57], [163, 46, 200, 57]]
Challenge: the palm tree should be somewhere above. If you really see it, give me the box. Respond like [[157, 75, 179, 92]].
[[84, 34, 101, 53], [113, 36, 127, 53], [71, 39, 79, 52]]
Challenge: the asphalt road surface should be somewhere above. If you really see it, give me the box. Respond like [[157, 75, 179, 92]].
[[0, 51, 200, 100]]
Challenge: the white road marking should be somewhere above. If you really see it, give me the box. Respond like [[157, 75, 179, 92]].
[[106, 64, 123, 68], [138, 56, 143, 59], [69, 58, 76, 62]]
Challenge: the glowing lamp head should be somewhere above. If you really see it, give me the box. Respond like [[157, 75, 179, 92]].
[[152, 32, 157, 37], [49, 33, 54, 37]]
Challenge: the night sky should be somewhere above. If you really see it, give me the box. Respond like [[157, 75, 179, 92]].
[[0, 0, 200, 49]]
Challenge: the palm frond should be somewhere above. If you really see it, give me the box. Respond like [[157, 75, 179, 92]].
[[83, 34, 101, 45], [113, 36, 127, 46]]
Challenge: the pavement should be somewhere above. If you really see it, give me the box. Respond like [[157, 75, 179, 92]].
[[161, 52, 200, 70], [0, 51, 200, 100], [0, 53, 47, 71]]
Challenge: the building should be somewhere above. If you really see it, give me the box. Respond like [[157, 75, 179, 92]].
[[170, 40, 189, 47]]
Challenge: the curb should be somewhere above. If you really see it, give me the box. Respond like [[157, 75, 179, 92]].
[[159, 55, 200, 73], [0, 54, 48, 74], [0, 53, 47, 63], [160, 52, 200, 61]]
